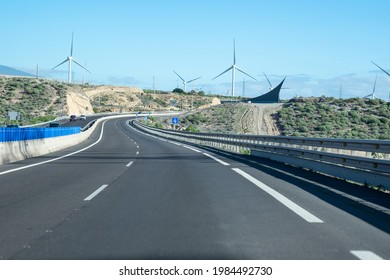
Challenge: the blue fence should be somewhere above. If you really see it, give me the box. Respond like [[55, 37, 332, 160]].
[[0, 127, 81, 142]]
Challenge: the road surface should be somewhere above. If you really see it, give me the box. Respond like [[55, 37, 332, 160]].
[[0, 117, 389, 259]]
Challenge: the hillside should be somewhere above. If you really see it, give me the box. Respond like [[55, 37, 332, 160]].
[[276, 97, 390, 139], [0, 76, 69, 124], [0, 76, 219, 125], [2, 76, 389, 140], [149, 97, 390, 140]]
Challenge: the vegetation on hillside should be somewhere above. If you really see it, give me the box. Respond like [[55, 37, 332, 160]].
[[179, 104, 248, 133], [0, 77, 72, 125], [275, 97, 390, 139]]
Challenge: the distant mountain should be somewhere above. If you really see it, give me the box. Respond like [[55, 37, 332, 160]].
[[0, 65, 34, 77]]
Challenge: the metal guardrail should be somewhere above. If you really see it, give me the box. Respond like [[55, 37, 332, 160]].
[[133, 121, 390, 191]]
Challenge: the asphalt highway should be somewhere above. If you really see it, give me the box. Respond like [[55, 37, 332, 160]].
[[0, 117, 389, 259]]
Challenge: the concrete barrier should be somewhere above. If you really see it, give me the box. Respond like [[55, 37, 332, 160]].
[[0, 125, 93, 165]]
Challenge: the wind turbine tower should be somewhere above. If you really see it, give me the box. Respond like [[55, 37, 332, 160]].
[[52, 32, 90, 83], [173, 71, 201, 92], [212, 39, 257, 97]]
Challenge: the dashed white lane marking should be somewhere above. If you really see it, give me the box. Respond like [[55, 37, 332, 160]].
[[350, 250, 383, 260], [128, 122, 228, 161], [84, 184, 109, 201], [203, 153, 230, 166], [136, 151, 139, 155], [232, 168, 323, 223], [126, 161, 133, 167], [0, 120, 108, 176], [136, 146, 139, 149]]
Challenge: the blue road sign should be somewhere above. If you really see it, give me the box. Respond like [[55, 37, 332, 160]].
[[172, 117, 179, 124]]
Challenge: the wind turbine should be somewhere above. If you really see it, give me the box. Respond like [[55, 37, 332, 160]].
[[212, 39, 257, 97], [52, 32, 90, 83], [364, 75, 378, 99], [371, 61, 390, 77], [263, 72, 273, 90], [173, 71, 201, 92], [263, 72, 289, 90]]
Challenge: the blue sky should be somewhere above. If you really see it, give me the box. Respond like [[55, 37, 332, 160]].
[[1, 0, 390, 100]]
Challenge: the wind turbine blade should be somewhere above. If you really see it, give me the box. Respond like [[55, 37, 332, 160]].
[[371, 61, 390, 77], [373, 75, 377, 94], [70, 32, 74, 56], [72, 59, 91, 73], [187, 77, 201, 84], [233, 39, 236, 65], [236, 67, 257, 81], [212, 66, 232, 80], [263, 72, 272, 88], [173, 70, 185, 82], [51, 58, 69, 70]]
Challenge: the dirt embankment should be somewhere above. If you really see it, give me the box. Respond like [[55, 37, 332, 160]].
[[65, 85, 144, 115], [66, 91, 94, 115], [180, 103, 282, 136], [238, 103, 282, 135]]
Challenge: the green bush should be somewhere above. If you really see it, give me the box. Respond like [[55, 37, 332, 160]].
[[276, 97, 390, 139], [186, 124, 199, 132]]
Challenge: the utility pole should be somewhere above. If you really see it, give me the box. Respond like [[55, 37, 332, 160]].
[[153, 75, 155, 94], [242, 77, 246, 97]]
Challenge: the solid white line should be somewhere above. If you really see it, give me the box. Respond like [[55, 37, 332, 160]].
[[126, 161, 133, 167], [350, 250, 383, 260], [84, 184, 109, 201], [232, 168, 323, 223], [0, 121, 108, 176], [203, 153, 230, 166], [182, 145, 201, 153]]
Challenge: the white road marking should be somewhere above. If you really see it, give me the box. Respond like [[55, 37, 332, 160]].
[[136, 151, 139, 155], [126, 161, 133, 167], [0, 121, 108, 176], [350, 250, 383, 260], [136, 146, 139, 149], [232, 168, 323, 223], [168, 140, 182, 146], [127, 120, 204, 154], [203, 153, 230, 166], [84, 184, 109, 201], [182, 145, 201, 153]]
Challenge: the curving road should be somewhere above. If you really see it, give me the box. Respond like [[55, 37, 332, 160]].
[[0, 117, 389, 259]]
